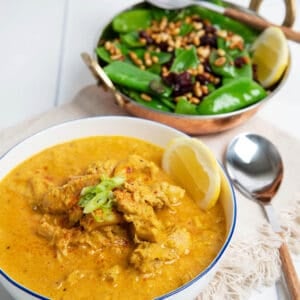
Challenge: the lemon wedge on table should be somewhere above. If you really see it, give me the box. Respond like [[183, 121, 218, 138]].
[[251, 26, 289, 88], [162, 137, 221, 210]]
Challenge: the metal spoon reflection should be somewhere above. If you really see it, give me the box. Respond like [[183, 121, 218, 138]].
[[225, 133, 300, 300]]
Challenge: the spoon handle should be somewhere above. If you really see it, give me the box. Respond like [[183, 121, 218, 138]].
[[224, 8, 300, 43], [263, 204, 300, 299], [279, 239, 300, 300]]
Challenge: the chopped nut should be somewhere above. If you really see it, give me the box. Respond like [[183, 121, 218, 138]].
[[217, 30, 227, 39], [167, 38, 175, 47], [185, 16, 192, 24], [217, 49, 226, 57], [197, 30, 205, 39], [193, 82, 203, 98], [197, 64, 204, 75], [129, 51, 143, 66], [193, 22, 203, 30], [229, 35, 244, 50], [140, 93, 152, 101], [159, 17, 168, 30], [159, 32, 168, 42], [185, 93, 193, 99], [137, 59, 143, 66], [214, 56, 226, 67], [151, 56, 159, 64], [154, 35, 162, 44], [189, 97, 200, 104], [104, 41, 113, 50], [187, 68, 198, 76], [197, 46, 210, 59], [144, 52, 151, 61], [213, 77, 220, 85], [144, 52, 152, 66], [169, 22, 175, 30], [193, 36, 200, 46], [145, 59, 152, 66], [110, 54, 124, 61], [162, 66, 169, 76], [139, 38, 147, 45], [129, 51, 138, 60], [171, 28, 180, 36], [201, 85, 209, 94]]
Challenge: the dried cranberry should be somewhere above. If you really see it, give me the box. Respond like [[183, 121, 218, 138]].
[[195, 74, 210, 85], [204, 25, 216, 34], [176, 72, 192, 86], [234, 56, 247, 68], [173, 83, 193, 96], [157, 41, 169, 52], [139, 30, 153, 44], [163, 71, 194, 96], [200, 35, 217, 48], [203, 60, 212, 73], [163, 72, 176, 86]]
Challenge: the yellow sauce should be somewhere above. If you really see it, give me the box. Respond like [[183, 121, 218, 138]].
[[0, 136, 225, 299]]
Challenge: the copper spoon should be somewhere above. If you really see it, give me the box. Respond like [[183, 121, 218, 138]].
[[225, 133, 300, 300], [146, 0, 300, 43]]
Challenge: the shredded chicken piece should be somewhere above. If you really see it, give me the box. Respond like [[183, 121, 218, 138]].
[[30, 155, 188, 275], [86, 160, 118, 177], [114, 154, 159, 181], [37, 215, 129, 258], [130, 228, 191, 274]]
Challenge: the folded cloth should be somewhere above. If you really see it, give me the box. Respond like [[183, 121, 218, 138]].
[[0, 85, 299, 300]]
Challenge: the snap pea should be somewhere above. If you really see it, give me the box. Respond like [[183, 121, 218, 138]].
[[179, 23, 194, 36], [197, 78, 267, 115], [186, 6, 258, 44], [175, 98, 198, 115], [150, 7, 178, 21], [234, 52, 252, 77], [210, 49, 252, 84], [98, 4, 267, 115], [131, 49, 172, 65], [103, 61, 172, 97], [112, 9, 152, 33], [96, 42, 129, 63], [96, 47, 112, 63], [128, 90, 171, 112], [216, 37, 253, 81], [209, 50, 235, 78], [147, 63, 161, 75], [120, 32, 144, 48], [170, 46, 199, 72]]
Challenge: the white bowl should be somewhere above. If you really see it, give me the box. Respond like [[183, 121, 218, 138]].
[[0, 116, 236, 300]]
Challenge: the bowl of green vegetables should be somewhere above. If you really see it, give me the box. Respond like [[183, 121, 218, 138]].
[[85, 1, 290, 135]]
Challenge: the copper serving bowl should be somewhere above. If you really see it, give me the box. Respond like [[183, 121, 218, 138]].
[[83, 0, 294, 135]]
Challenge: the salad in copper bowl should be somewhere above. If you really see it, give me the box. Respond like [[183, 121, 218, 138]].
[[85, 1, 290, 134]]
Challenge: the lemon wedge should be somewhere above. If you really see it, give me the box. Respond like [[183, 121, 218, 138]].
[[251, 26, 289, 88], [162, 137, 221, 210]]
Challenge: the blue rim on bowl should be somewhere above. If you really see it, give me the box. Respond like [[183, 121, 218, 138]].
[[0, 116, 237, 299]]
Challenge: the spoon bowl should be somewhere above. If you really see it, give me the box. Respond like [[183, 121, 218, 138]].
[[225, 133, 300, 300], [225, 133, 283, 203]]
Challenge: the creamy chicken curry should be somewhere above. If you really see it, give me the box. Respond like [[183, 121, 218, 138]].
[[0, 136, 225, 300]]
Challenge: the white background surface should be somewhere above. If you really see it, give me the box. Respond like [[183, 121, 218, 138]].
[[0, 0, 299, 299]]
